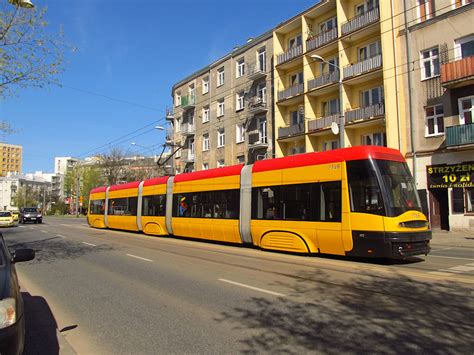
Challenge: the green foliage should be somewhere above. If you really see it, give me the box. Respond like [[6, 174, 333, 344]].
[[50, 201, 68, 215], [11, 185, 41, 208], [0, 4, 72, 98]]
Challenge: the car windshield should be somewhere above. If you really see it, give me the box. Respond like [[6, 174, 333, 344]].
[[0, 212, 11, 217], [23, 208, 38, 213]]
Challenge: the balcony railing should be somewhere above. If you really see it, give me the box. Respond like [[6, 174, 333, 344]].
[[446, 123, 474, 147], [181, 150, 195, 163], [181, 94, 196, 109], [441, 56, 474, 87], [248, 96, 268, 114], [341, 7, 380, 36], [278, 122, 305, 139], [180, 123, 195, 136], [277, 44, 303, 65], [307, 27, 338, 51], [346, 103, 384, 123], [247, 64, 266, 80], [277, 83, 304, 101], [248, 132, 268, 147], [308, 114, 340, 131], [343, 54, 382, 79], [308, 71, 339, 91]]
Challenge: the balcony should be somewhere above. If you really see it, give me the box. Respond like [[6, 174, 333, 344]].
[[180, 123, 195, 136], [441, 56, 474, 88], [307, 27, 338, 52], [341, 7, 380, 36], [308, 114, 340, 132], [346, 103, 384, 123], [343, 54, 382, 79], [308, 71, 339, 91], [278, 122, 305, 140], [248, 96, 268, 114], [277, 44, 303, 66], [248, 132, 268, 148], [181, 94, 196, 110], [247, 64, 266, 81], [446, 123, 474, 147], [181, 150, 195, 163], [277, 83, 304, 102]]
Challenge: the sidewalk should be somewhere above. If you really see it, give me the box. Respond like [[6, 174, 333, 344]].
[[430, 230, 474, 248]]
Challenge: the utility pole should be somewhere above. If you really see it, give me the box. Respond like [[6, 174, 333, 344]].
[[76, 174, 80, 217]]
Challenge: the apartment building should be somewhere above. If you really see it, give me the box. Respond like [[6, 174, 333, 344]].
[[273, 0, 402, 157], [0, 173, 51, 211], [399, 0, 474, 231], [0, 143, 22, 177], [170, 31, 273, 173]]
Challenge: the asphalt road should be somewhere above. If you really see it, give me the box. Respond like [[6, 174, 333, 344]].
[[2, 217, 473, 354]]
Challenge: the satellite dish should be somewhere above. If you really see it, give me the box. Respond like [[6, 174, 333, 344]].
[[331, 122, 339, 135]]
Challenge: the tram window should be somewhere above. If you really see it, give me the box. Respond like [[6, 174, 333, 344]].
[[252, 186, 281, 219], [108, 197, 138, 216], [142, 195, 166, 216], [89, 199, 105, 215], [281, 184, 318, 221], [172, 190, 240, 219], [320, 182, 341, 222]]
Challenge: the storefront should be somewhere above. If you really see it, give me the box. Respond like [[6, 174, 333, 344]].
[[426, 161, 474, 231]]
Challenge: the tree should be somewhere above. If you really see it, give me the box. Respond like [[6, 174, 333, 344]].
[[0, 3, 70, 98], [11, 185, 41, 207], [99, 148, 129, 186]]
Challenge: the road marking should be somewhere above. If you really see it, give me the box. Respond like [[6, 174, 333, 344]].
[[41, 230, 47, 233], [56, 234, 67, 239], [446, 265, 474, 272], [126, 254, 153, 262], [219, 278, 286, 297], [428, 255, 474, 261], [82, 242, 96, 247], [428, 271, 453, 276], [431, 247, 454, 252], [60, 224, 70, 227]]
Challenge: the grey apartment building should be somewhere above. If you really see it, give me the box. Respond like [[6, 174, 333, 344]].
[[169, 31, 273, 173], [400, 0, 473, 231]]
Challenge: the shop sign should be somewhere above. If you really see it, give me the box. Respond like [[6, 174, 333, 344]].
[[426, 162, 474, 189]]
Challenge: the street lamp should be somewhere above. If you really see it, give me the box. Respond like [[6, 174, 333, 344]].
[[8, 0, 34, 8], [310, 54, 344, 148]]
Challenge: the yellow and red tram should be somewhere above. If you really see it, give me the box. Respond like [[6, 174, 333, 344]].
[[88, 146, 431, 259]]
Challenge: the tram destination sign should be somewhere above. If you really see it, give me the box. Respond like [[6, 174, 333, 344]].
[[427, 162, 474, 189]]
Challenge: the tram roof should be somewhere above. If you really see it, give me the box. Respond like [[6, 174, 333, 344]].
[[143, 176, 169, 187], [253, 146, 404, 173], [90, 186, 107, 194], [174, 164, 244, 183], [109, 181, 141, 191]]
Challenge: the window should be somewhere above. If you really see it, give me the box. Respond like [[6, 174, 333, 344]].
[[452, 188, 464, 213], [217, 99, 225, 117], [188, 83, 195, 97], [251, 181, 341, 222], [189, 138, 195, 156], [237, 155, 245, 164], [89, 199, 105, 215], [217, 159, 225, 168], [142, 195, 166, 216], [291, 109, 304, 125], [322, 140, 339, 151], [236, 124, 245, 143], [202, 76, 209, 94], [217, 67, 225, 86], [288, 34, 302, 49], [108, 197, 138, 216], [202, 163, 209, 170], [175, 91, 181, 106], [202, 134, 209, 151], [458, 96, 474, 125], [236, 91, 245, 111], [421, 47, 440, 80], [290, 72, 304, 86], [256, 84, 266, 103], [290, 146, 306, 155], [361, 86, 384, 107], [358, 41, 381, 61], [217, 128, 225, 147], [361, 132, 386, 146], [466, 188, 474, 213], [236, 58, 245, 78], [202, 106, 210, 123], [417, 0, 434, 22], [172, 189, 240, 219], [175, 118, 181, 133], [454, 35, 474, 60], [258, 47, 266, 72], [425, 104, 444, 136], [258, 117, 267, 144], [322, 98, 340, 116], [321, 57, 339, 74], [320, 17, 337, 32]]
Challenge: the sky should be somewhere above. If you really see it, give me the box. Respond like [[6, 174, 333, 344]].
[[1, 0, 318, 173]]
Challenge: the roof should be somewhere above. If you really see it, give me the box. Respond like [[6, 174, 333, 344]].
[[252, 146, 405, 173], [109, 181, 141, 192], [90, 186, 107, 194], [174, 165, 244, 183], [143, 176, 169, 187]]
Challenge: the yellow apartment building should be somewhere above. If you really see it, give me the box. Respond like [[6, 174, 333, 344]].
[[0, 143, 22, 177]]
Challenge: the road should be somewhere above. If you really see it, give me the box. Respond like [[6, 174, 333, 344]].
[[2, 217, 473, 354]]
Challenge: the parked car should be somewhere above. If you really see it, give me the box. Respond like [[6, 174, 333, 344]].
[[0, 233, 35, 355], [19, 208, 42, 224], [10, 212, 19, 222], [0, 212, 16, 228]]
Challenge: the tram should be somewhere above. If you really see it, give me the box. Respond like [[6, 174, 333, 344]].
[[88, 146, 431, 259]]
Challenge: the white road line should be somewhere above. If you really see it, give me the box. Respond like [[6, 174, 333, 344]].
[[431, 247, 454, 252], [56, 234, 67, 239], [219, 278, 286, 297], [41, 230, 47, 233], [428, 255, 474, 261], [126, 254, 153, 262], [447, 265, 474, 272], [428, 271, 453, 276], [60, 224, 70, 227], [82, 242, 96, 247]]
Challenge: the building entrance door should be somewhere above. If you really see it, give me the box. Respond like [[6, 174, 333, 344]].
[[429, 189, 449, 231]]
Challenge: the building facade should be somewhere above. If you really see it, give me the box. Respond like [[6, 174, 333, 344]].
[[399, 0, 474, 231], [0, 174, 51, 211], [0, 143, 22, 177], [170, 31, 274, 173]]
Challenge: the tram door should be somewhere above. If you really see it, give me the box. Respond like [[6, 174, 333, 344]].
[[429, 189, 449, 230]]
